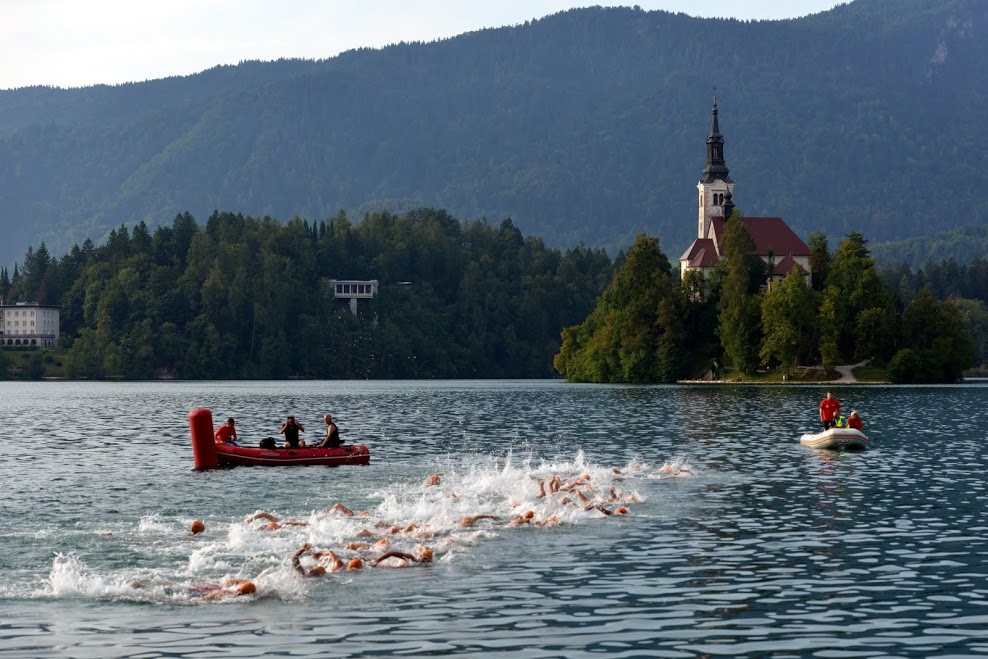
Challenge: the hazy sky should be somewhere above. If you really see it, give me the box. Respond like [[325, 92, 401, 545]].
[[0, 0, 842, 90]]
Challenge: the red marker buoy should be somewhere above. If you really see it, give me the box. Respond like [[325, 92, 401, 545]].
[[189, 408, 219, 470]]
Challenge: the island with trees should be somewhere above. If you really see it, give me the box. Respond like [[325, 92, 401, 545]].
[[0, 207, 981, 384]]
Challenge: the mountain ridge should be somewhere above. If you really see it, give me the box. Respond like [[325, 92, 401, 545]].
[[0, 0, 984, 268]]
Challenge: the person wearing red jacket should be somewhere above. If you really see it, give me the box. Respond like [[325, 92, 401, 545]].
[[847, 410, 863, 431], [214, 418, 238, 444], [819, 392, 841, 430]]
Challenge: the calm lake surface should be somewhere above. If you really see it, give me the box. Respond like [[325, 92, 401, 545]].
[[1, 380, 988, 657]]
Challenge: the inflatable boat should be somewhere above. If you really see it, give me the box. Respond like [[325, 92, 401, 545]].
[[189, 407, 370, 469], [214, 442, 370, 467], [799, 427, 868, 450]]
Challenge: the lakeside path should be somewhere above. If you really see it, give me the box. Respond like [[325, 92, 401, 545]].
[[679, 359, 876, 384], [833, 359, 871, 383]]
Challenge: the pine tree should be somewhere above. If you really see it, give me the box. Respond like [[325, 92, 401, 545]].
[[717, 216, 762, 376]]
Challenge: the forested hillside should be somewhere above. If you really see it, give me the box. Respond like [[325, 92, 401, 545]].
[[871, 225, 988, 269], [0, 0, 985, 268]]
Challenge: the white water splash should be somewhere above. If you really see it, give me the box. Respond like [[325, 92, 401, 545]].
[[37, 451, 697, 604]]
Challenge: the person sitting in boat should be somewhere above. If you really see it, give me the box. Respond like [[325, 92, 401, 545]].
[[279, 416, 306, 448], [833, 414, 848, 428], [819, 392, 841, 430], [316, 414, 341, 448], [847, 410, 863, 431], [214, 418, 238, 444]]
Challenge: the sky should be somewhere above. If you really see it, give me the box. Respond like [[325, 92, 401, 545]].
[[0, 0, 842, 90]]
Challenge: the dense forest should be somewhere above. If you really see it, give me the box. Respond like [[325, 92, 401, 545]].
[[554, 216, 979, 384], [0, 209, 613, 379], [0, 207, 982, 383], [1, 0, 987, 268], [870, 226, 988, 269]]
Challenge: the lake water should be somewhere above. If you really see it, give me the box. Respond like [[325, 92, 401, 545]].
[[1, 380, 987, 657]]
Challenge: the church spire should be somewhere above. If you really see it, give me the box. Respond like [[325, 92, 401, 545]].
[[696, 96, 736, 239], [700, 96, 732, 185]]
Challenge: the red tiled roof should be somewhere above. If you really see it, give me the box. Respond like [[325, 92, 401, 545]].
[[709, 216, 810, 258], [772, 254, 808, 276], [679, 238, 719, 267], [743, 217, 811, 257]]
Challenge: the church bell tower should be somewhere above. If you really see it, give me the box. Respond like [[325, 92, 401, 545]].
[[696, 97, 734, 238]]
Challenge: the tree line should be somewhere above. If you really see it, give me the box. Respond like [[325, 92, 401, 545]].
[[0, 209, 613, 379], [554, 213, 977, 384], [0, 207, 980, 383]]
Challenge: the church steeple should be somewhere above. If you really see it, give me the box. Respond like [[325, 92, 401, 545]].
[[696, 96, 736, 239], [700, 96, 732, 185]]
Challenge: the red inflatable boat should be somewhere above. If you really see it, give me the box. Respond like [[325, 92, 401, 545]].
[[189, 407, 370, 469], [215, 442, 370, 467]]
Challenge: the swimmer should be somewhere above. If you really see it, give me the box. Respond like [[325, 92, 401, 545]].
[[196, 578, 257, 601], [507, 510, 535, 526], [459, 514, 501, 528], [371, 546, 433, 568], [548, 475, 562, 493], [534, 514, 561, 527], [561, 474, 591, 491], [190, 520, 205, 535], [292, 544, 327, 577], [656, 463, 697, 478], [325, 503, 356, 517], [424, 473, 442, 487], [244, 511, 307, 530]]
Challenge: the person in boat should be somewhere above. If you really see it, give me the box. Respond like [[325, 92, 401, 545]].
[[833, 414, 848, 428], [847, 410, 863, 430], [214, 418, 238, 444], [279, 416, 306, 448], [819, 392, 841, 430], [316, 414, 341, 448]]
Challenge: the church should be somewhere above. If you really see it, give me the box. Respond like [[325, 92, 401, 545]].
[[679, 99, 811, 283]]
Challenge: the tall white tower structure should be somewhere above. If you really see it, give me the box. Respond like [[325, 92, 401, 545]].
[[696, 97, 735, 239]]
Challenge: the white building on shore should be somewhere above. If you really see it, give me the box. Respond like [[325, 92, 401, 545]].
[[0, 301, 61, 347], [330, 279, 379, 316]]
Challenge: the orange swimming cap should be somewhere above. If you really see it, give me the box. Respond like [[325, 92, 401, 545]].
[[190, 520, 205, 535], [348, 558, 364, 570], [236, 581, 256, 596]]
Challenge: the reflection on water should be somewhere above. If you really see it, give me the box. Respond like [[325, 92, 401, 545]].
[[1, 381, 988, 657]]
